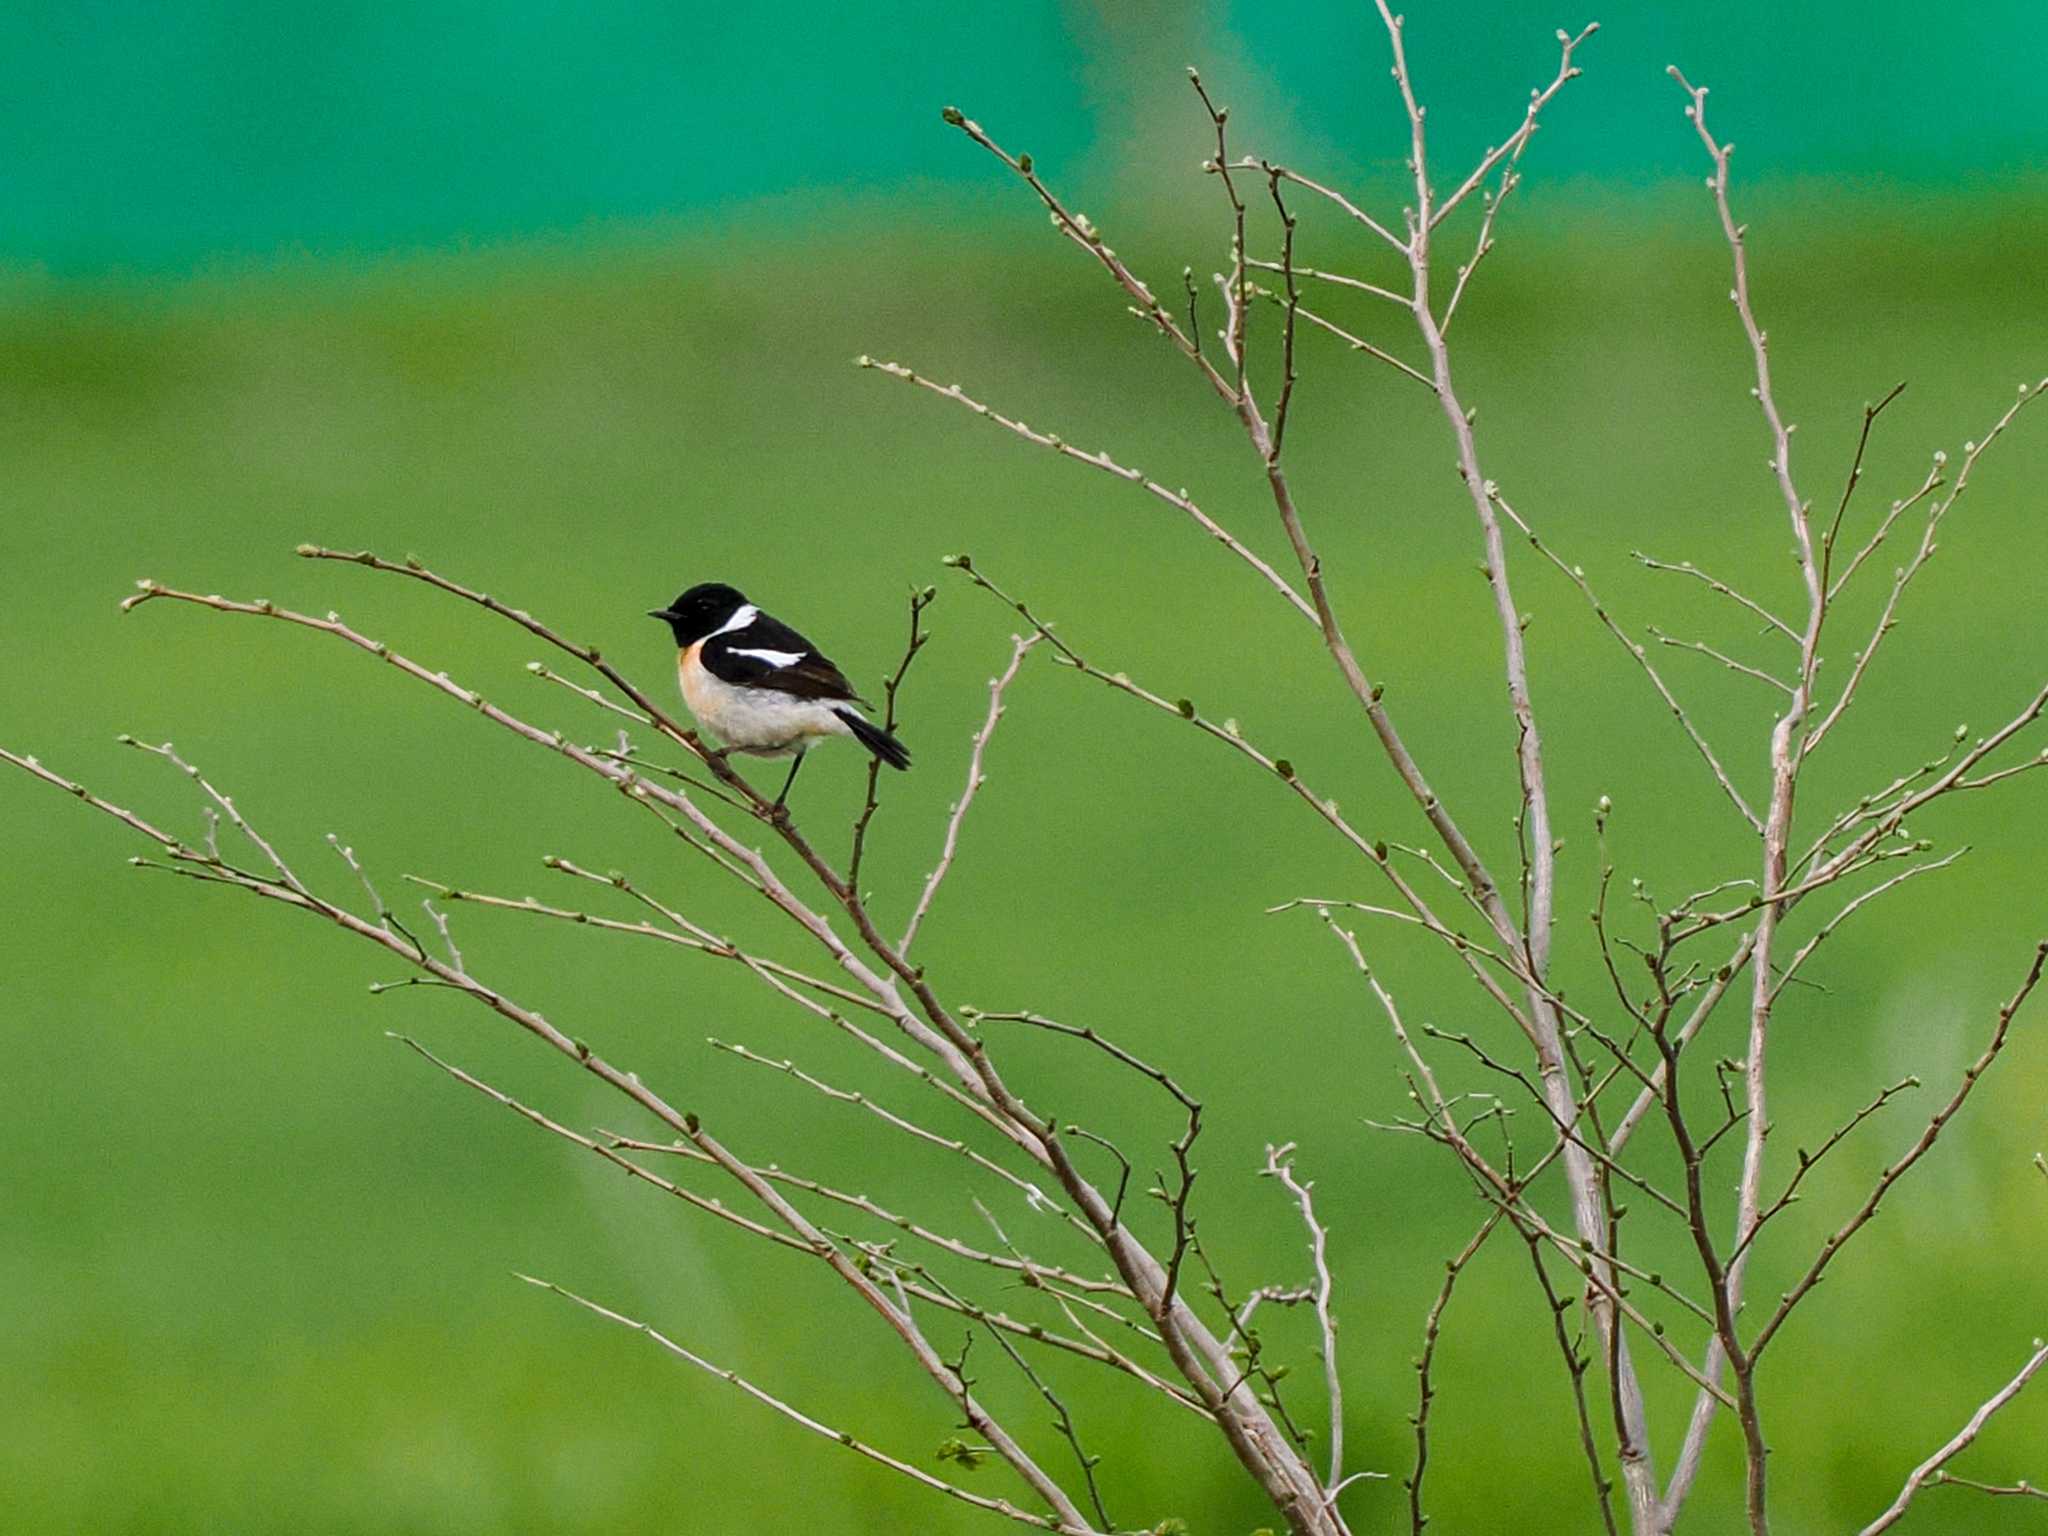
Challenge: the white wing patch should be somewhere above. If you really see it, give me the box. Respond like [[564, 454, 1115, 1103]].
[[710, 603, 760, 637], [729, 646, 806, 668]]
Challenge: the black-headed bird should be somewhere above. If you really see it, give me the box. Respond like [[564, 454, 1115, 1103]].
[[648, 582, 910, 805]]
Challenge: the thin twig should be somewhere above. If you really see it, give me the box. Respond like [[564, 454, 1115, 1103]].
[[708, 1037, 1081, 1230], [1252, 289, 1436, 392], [1647, 627, 1794, 694], [850, 585, 936, 889], [1927, 1472, 2048, 1502], [902, 633, 1038, 953], [1491, 488, 1762, 831], [1631, 553, 1799, 642], [605, 1132, 1129, 1296], [1818, 382, 1908, 592], [1263, 1143, 1344, 1499], [1263, 164, 1303, 459], [1520, 1228, 1623, 1536], [1245, 258, 1407, 307], [1731, 1076, 1920, 1261], [1407, 1208, 1505, 1534]]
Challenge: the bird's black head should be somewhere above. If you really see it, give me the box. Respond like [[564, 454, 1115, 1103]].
[[648, 582, 750, 646]]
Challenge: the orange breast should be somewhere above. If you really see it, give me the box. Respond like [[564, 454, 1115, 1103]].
[[678, 641, 713, 717]]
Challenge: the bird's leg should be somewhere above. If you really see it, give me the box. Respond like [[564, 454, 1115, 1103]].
[[773, 752, 806, 810]]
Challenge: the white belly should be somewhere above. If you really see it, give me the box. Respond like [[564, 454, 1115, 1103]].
[[679, 646, 856, 757]]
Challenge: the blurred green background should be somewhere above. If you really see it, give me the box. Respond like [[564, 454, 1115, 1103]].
[[3, 3, 2046, 1532]]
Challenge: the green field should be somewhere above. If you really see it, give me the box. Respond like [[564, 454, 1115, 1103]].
[[3, 177, 2046, 1534]]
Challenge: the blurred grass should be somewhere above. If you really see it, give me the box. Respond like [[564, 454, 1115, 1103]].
[[2, 182, 2046, 1534]]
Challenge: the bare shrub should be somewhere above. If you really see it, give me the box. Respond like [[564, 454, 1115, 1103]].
[[7, 10, 2045, 1535]]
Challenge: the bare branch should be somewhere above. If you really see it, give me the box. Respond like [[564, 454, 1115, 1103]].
[[1807, 380, 2048, 754], [858, 359, 1314, 623], [12, 735, 1108, 1527], [606, 1133, 1128, 1297], [949, 556, 1541, 1049], [525, 658, 650, 725], [971, 1010, 1200, 1120], [1519, 1229, 1622, 1536], [1407, 1209, 1506, 1535], [1251, 288, 1437, 392], [709, 1037, 1080, 1229], [936, 105, 1235, 404], [1430, 24, 1599, 230], [1927, 1471, 2048, 1503], [1859, 1339, 2048, 1535], [392, 1032, 805, 1255], [1327, 911, 1731, 1414], [521, 1274, 1106, 1535], [1357, 19, 1651, 1511], [1731, 1076, 1920, 1261], [1768, 850, 1967, 1002], [1826, 462, 1943, 603], [1754, 942, 2047, 1358], [1668, 69, 1812, 556], [123, 736, 312, 896]]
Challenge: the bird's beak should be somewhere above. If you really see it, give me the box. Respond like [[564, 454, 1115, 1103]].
[[648, 608, 676, 621]]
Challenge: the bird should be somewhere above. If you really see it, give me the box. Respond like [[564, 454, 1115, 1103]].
[[647, 582, 910, 806]]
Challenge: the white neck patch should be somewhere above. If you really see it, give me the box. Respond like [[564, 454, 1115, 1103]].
[[711, 603, 759, 637]]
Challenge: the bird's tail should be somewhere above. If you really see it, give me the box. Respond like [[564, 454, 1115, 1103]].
[[836, 709, 910, 771]]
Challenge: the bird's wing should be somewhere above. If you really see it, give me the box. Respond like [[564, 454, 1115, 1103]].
[[702, 611, 867, 704]]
